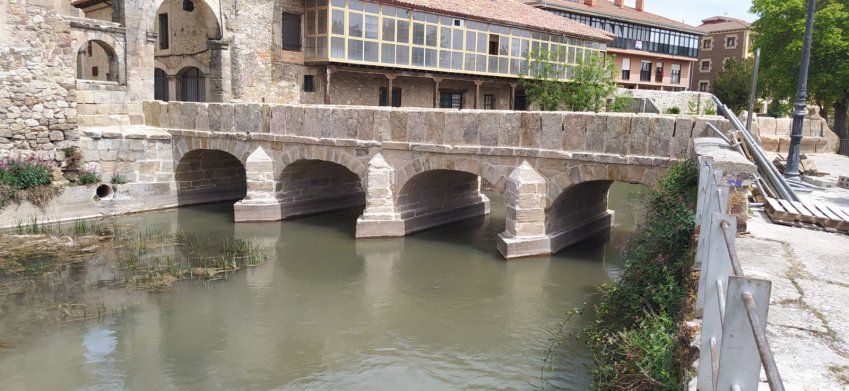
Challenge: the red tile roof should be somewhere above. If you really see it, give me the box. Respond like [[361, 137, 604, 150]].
[[374, 0, 614, 42], [699, 16, 751, 33], [525, 0, 703, 35]]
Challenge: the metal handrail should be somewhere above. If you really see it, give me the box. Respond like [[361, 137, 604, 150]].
[[743, 292, 786, 391], [711, 207, 784, 391]]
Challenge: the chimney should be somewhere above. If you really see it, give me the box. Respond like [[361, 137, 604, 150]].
[[635, 0, 644, 11], [584, 0, 595, 6], [614, 0, 623, 6]]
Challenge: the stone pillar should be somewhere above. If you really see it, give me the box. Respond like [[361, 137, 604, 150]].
[[509, 83, 517, 110], [234, 146, 283, 222], [432, 77, 442, 108], [325, 67, 333, 104], [474, 80, 483, 109], [167, 75, 178, 102], [356, 153, 404, 238], [497, 162, 551, 259], [207, 39, 231, 103], [386, 74, 396, 107]]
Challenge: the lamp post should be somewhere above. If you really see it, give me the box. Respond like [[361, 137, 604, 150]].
[[785, 0, 817, 179]]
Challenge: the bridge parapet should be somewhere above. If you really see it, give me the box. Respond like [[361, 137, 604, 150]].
[[141, 101, 730, 160]]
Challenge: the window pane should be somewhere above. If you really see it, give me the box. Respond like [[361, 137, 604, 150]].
[[317, 9, 327, 34], [440, 27, 451, 49], [331, 10, 344, 35], [349, 13, 363, 37], [412, 47, 424, 66], [306, 10, 316, 35], [452, 28, 463, 50], [464, 53, 475, 71], [477, 33, 487, 54], [413, 23, 424, 45], [382, 18, 395, 41], [381, 43, 395, 63], [348, 39, 364, 60], [282, 13, 302, 51], [466, 31, 476, 52], [331, 37, 345, 58], [396, 45, 409, 65], [397, 21, 409, 43], [439, 50, 450, 68], [425, 48, 437, 67], [476, 54, 486, 72], [452, 52, 462, 70], [426, 25, 437, 47], [364, 41, 378, 61], [365, 15, 378, 39]]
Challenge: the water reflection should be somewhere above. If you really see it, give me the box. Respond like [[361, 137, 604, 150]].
[[0, 184, 646, 390]]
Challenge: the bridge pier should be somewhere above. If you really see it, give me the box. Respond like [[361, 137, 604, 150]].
[[234, 146, 283, 222], [498, 163, 614, 259], [356, 154, 491, 238]]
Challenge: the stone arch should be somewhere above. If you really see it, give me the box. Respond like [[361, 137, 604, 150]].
[[271, 146, 369, 220], [174, 147, 247, 206], [75, 38, 125, 84], [394, 156, 505, 196], [276, 145, 368, 187], [548, 163, 662, 206], [147, 0, 223, 38], [173, 136, 251, 168]]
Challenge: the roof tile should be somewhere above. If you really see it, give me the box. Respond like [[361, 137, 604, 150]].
[[526, 0, 702, 35]]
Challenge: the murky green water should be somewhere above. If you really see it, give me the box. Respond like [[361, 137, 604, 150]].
[[0, 184, 644, 390]]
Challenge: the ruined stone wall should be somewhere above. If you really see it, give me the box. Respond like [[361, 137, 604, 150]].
[[0, 0, 79, 164]]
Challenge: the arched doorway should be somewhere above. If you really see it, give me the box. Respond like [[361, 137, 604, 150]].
[[178, 67, 206, 102], [76, 40, 120, 82], [153, 0, 225, 102]]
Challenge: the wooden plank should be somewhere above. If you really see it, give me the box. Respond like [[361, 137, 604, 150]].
[[802, 201, 829, 222], [825, 206, 849, 231], [790, 201, 818, 224], [778, 199, 802, 219], [764, 197, 792, 222], [813, 203, 842, 221]]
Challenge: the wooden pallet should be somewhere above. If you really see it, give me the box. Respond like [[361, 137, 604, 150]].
[[765, 197, 849, 232]]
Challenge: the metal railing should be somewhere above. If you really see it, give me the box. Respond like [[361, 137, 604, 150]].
[[695, 159, 785, 391]]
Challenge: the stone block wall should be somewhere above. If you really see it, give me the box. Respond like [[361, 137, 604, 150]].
[[545, 180, 613, 251], [141, 101, 731, 161], [276, 159, 365, 218], [78, 126, 173, 183], [0, 0, 79, 164], [174, 148, 247, 205], [747, 113, 839, 154], [628, 89, 718, 115]]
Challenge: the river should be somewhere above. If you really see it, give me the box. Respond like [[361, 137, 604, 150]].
[[0, 184, 645, 390]]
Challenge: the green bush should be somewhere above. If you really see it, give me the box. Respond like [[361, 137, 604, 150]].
[[0, 157, 52, 190], [586, 161, 698, 390], [78, 170, 101, 185], [767, 100, 792, 118], [111, 174, 129, 185], [666, 107, 681, 115]]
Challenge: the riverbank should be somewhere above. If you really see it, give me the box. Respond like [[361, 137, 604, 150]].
[[584, 161, 698, 390]]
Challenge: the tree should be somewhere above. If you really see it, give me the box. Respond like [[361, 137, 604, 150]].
[[752, 0, 849, 155], [520, 49, 619, 112], [713, 58, 755, 113]]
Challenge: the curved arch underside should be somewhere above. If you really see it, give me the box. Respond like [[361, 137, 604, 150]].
[[175, 149, 247, 206], [276, 159, 365, 219]]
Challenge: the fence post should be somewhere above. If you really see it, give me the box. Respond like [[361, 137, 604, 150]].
[[697, 213, 738, 391], [716, 276, 773, 391], [695, 161, 712, 228], [696, 175, 730, 312]]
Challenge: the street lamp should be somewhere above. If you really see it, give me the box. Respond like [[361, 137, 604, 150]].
[[784, 0, 817, 179]]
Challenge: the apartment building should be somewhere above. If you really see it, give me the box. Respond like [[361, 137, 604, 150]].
[[693, 16, 753, 92], [525, 0, 703, 91]]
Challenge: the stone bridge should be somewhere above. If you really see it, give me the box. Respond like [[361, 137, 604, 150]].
[[138, 101, 728, 258]]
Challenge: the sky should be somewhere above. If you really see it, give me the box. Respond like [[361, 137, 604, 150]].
[[640, 0, 757, 26]]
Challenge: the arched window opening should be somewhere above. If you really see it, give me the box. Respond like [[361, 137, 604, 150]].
[[76, 40, 119, 82], [178, 67, 206, 102], [154, 68, 169, 101]]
